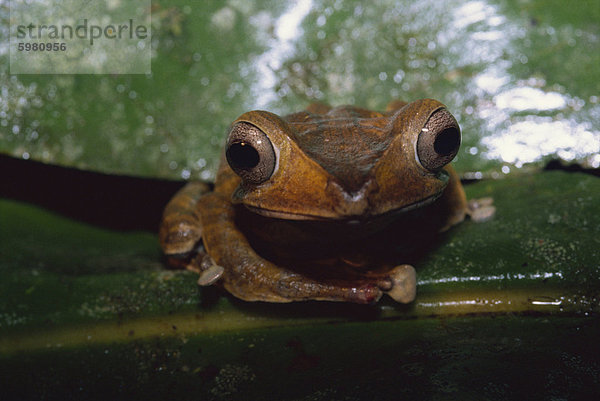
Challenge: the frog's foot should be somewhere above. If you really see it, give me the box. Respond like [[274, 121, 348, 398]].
[[378, 264, 417, 303], [466, 197, 496, 222], [168, 247, 225, 286], [194, 254, 225, 286]]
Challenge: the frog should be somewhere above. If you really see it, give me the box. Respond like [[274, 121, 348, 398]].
[[159, 99, 495, 304]]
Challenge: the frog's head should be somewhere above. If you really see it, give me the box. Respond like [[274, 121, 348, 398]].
[[223, 99, 460, 222]]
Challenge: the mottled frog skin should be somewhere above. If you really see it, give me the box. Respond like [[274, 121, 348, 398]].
[[159, 99, 494, 304]]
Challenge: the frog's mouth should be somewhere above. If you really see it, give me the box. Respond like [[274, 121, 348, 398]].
[[235, 164, 451, 223], [243, 190, 444, 223]]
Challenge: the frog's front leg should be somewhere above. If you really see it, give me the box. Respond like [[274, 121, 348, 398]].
[[159, 181, 210, 255], [159, 181, 224, 284], [197, 193, 415, 304]]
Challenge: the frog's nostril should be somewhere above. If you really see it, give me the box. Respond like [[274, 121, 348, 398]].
[[227, 142, 260, 169]]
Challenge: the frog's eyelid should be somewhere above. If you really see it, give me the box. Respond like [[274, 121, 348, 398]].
[[416, 108, 461, 172], [226, 122, 277, 184]]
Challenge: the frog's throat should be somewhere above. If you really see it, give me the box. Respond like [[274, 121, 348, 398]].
[[242, 190, 444, 222]]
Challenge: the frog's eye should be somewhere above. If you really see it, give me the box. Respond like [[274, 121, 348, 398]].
[[226, 122, 276, 184], [416, 108, 461, 172]]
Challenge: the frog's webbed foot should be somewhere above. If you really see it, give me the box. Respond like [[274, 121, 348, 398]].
[[166, 247, 224, 286], [466, 197, 496, 222], [191, 253, 225, 286], [378, 264, 417, 303], [337, 260, 417, 303]]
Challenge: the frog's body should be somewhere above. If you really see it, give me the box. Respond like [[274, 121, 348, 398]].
[[159, 99, 494, 304]]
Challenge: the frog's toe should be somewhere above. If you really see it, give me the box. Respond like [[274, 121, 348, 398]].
[[467, 197, 496, 222], [197, 254, 225, 286], [182, 253, 225, 286], [382, 264, 417, 303]]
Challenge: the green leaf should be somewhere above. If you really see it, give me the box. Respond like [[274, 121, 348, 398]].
[[0, 170, 597, 338], [2, 0, 599, 178], [1, 170, 599, 398], [1, 170, 598, 337]]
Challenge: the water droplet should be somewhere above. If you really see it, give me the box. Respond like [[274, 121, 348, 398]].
[[393, 70, 405, 83], [200, 170, 212, 180], [529, 296, 561, 306]]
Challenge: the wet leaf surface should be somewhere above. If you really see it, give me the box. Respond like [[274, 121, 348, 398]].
[[1, 0, 599, 180], [1, 0, 599, 398], [1, 170, 598, 348], [0, 169, 598, 399]]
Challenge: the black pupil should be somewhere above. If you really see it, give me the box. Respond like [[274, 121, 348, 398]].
[[434, 128, 460, 156], [227, 142, 260, 169]]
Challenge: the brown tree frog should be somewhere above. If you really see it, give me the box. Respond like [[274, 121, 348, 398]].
[[159, 99, 494, 304]]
